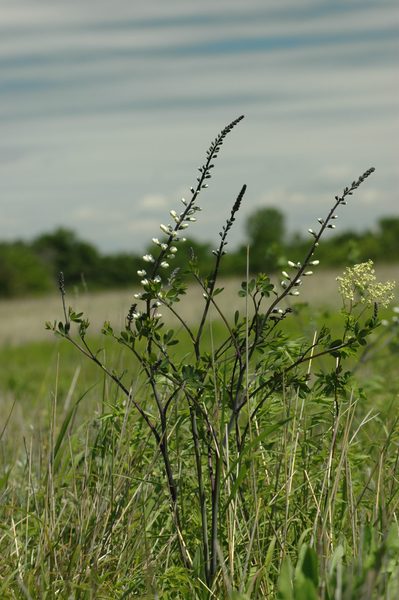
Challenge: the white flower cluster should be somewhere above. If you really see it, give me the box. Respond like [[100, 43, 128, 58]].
[[281, 258, 320, 295], [134, 193, 202, 304], [337, 260, 396, 308]]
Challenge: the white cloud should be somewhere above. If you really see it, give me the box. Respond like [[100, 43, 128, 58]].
[[125, 219, 163, 234], [1, 5, 396, 59], [72, 206, 125, 223], [320, 165, 356, 182], [138, 194, 168, 210], [359, 188, 385, 205]]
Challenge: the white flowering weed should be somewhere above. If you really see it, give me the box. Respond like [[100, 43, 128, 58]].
[[337, 260, 396, 307]]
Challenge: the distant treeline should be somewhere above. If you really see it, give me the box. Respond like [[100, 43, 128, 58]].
[[0, 208, 398, 297]]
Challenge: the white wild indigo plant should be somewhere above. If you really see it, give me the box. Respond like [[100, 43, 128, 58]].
[[47, 115, 394, 589]]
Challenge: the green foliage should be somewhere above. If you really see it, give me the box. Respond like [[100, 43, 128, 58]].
[[244, 206, 286, 273], [288, 216, 399, 268], [99, 252, 143, 287], [1, 216, 399, 299], [0, 241, 52, 296], [33, 227, 102, 286], [2, 202, 399, 302]]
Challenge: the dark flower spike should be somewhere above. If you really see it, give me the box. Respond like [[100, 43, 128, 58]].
[[137, 115, 245, 317], [263, 167, 376, 320], [126, 303, 137, 329], [58, 271, 69, 327], [215, 184, 247, 257]]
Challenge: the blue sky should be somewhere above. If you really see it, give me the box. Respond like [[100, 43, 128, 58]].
[[1, 0, 398, 252]]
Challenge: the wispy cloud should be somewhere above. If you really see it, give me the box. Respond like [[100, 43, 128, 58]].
[[138, 194, 168, 210], [0, 0, 397, 251]]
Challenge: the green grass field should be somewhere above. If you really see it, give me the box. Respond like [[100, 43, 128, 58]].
[[1, 267, 398, 598]]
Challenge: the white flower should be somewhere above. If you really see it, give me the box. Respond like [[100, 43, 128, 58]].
[[187, 217, 196, 222], [133, 293, 142, 299], [152, 237, 161, 246], [160, 261, 169, 268], [170, 211, 181, 223], [290, 291, 300, 296], [304, 271, 313, 276], [161, 243, 168, 250], [288, 261, 296, 267], [137, 270, 146, 277], [169, 246, 177, 253], [154, 275, 162, 283], [160, 224, 170, 234], [310, 260, 320, 265], [141, 278, 149, 286], [142, 254, 155, 263], [281, 271, 290, 279], [179, 223, 189, 229], [337, 260, 395, 307]]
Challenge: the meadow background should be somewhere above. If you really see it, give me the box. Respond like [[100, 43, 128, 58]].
[[1, 1, 398, 597]]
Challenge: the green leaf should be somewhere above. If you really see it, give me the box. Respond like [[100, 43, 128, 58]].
[[264, 536, 277, 572], [225, 419, 290, 506], [386, 524, 399, 553], [299, 545, 318, 587], [277, 557, 294, 600], [53, 385, 96, 472], [328, 338, 343, 357], [213, 287, 224, 296], [69, 310, 84, 322], [102, 321, 114, 336], [293, 576, 318, 600]]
